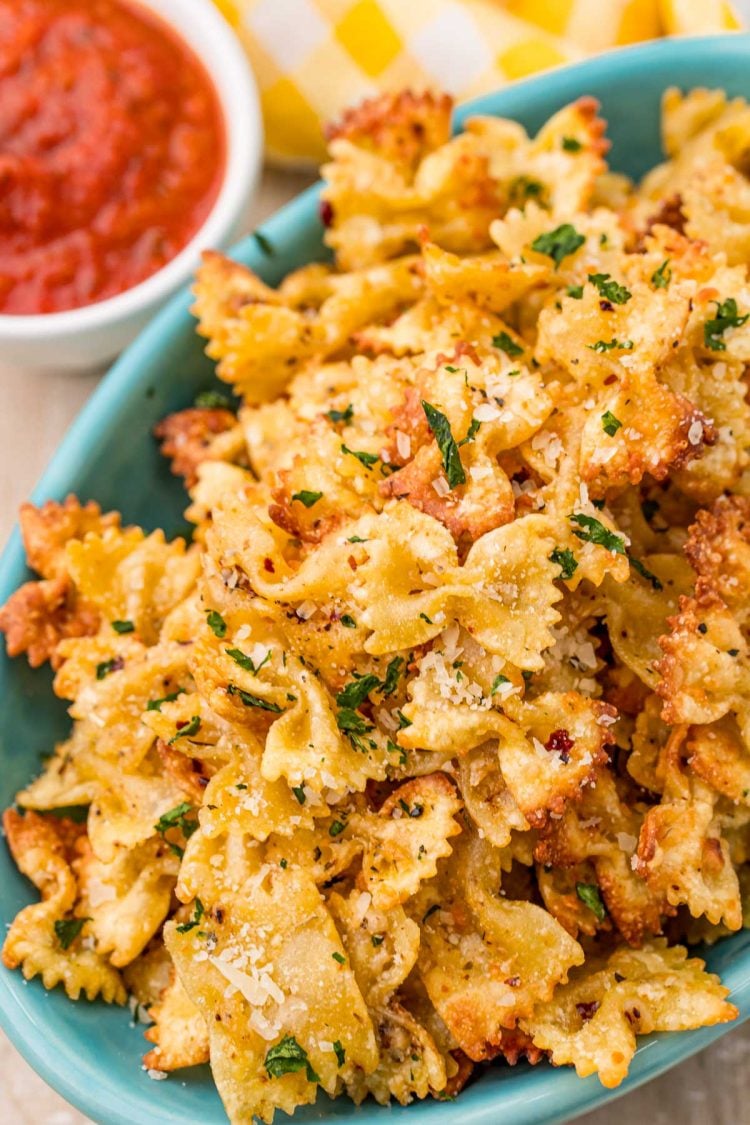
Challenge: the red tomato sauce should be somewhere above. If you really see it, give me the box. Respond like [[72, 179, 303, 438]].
[[0, 0, 226, 315]]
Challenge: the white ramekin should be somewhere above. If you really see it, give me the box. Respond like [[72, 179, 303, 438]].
[[0, 0, 262, 374]]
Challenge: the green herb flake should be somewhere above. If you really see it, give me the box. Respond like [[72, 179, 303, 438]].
[[154, 801, 198, 857], [491, 674, 510, 695], [587, 338, 634, 353], [176, 897, 206, 934], [562, 136, 582, 152], [333, 1041, 346, 1067], [421, 401, 466, 488], [225, 646, 271, 675], [587, 272, 632, 305], [194, 389, 234, 411], [382, 656, 404, 696], [566, 284, 584, 299], [326, 404, 354, 424], [371, 933, 385, 947], [492, 331, 524, 357], [341, 443, 378, 469], [629, 556, 663, 591], [419, 612, 433, 624], [252, 230, 274, 257], [54, 917, 90, 950], [206, 610, 227, 638], [168, 715, 202, 744], [147, 688, 185, 712], [569, 513, 626, 555], [329, 820, 346, 837], [549, 546, 578, 580], [292, 785, 306, 805], [111, 619, 134, 634], [336, 674, 381, 710], [96, 657, 123, 680], [340, 614, 357, 629], [704, 298, 749, 351], [347, 535, 368, 544], [332, 951, 346, 965], [396, 710, 412, 730], [291, 490, 323, 508], [459, 417, 481, 446], [227, 684, 282, 713], [651, 259, 671, 289], [575, 882, 607, 922], [601, 410, 622, 436], [264, 1036, 319, 1082], [422, 903, 440, 924], [531, 223, 585, 268]]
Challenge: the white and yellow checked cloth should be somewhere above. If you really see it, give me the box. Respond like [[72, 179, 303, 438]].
[[213, 0, 742, 165]]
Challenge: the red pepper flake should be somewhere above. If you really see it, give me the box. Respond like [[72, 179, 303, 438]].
[[504, 976, 521, 987], [575, 1000, 600, 1022], [603, 373, 618, 385], [544, 728, 574, 762], [263, 557, 275, 573], [320, 200, 335, 227]]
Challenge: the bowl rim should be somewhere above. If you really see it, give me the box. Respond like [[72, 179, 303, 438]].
[[3, 30, 750, 1125], [0, 0, 262, 340]]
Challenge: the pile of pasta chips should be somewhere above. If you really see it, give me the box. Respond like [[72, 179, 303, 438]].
[[7, 85, 750, 1121]]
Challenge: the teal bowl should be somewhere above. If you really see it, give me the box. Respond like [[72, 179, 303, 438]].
[[3, 32, 750, 1125]]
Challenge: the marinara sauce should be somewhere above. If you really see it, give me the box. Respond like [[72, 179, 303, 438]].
[[0, 0, 226, 315]]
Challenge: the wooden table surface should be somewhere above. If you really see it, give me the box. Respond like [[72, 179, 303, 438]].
[[2, 167, 749, 1125]]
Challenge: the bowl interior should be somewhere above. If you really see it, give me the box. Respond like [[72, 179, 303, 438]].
[[3, 33, 750, 1125]]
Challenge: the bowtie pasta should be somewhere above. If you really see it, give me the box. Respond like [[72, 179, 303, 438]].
[[7, 86, 750, 1122]]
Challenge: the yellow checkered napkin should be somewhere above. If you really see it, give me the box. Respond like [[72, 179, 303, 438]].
[[214, 0, 741, 165]]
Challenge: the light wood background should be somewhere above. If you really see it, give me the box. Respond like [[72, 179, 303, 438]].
[[3, 168, 750, 1125]]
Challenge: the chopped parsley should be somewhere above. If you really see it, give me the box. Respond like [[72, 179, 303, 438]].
[[569, 513, 626, 554], [509, 175, 545, 206], [371, 934, 385, 947], [111, 619, 134, 634], [381, 656, 404, 696], [333, 1041, 346, 1067], [225, 647, 271, 674], [421, 401, 466, 488], [326, 404, 353, 424], [329, 820, 346, 837], [396, 710, 412, 729], [194, 389, 235, 411], [704, 298, 749, 351], [227, 684, 282, 712], [569, 513, 662, 589], [336, 674, 381, 710], [168, 715, 202, 744], [340, 614, 357, 629], [54, 917, 89, 950], [601, 410, 622, 436], [252, 230, 274, 256], [419, 612, 433, 624], [491, 674, 510, 695], [176, 897, 206, 934], [459, 417, 481, 446], [341, 443, 378, 469], [587, 338, 633, 353], [562, 135, 582, 152], [206, 609, 227, 638], [292, 785, 306, 805], [96, 657, 123, 680], [549, 546, 578, 579], [147, 688, 185, 712], [575, 882, 607, 922], [332, 951, 346, 964], [291, 490, 323, 508], [347, 535, 368, 543], [587, 272, 631, 305], [531, 223, 585, 268], [154, 801, 198, 857], [492, 330, 524, 357], [264, 1036, 319, 1082], [651, 259, 671, 289], [566, 284, 584, 299]]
